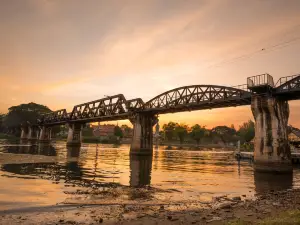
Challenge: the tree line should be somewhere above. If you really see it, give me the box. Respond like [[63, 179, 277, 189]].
[[161, 121, 255, 146]]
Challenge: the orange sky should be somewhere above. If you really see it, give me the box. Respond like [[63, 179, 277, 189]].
[[0, 0, 300, 128]]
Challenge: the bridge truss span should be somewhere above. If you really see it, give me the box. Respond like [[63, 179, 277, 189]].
[[69, 94, 130, 123], [275, 75, 300, 100], [144, 85, 252, 114], [38, 109, 69, 126]]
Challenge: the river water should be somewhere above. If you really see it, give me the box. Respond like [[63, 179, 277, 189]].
[[0, 139, 300, 211]]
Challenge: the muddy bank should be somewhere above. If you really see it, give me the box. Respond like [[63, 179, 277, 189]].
[[1, 188, 300, 224]]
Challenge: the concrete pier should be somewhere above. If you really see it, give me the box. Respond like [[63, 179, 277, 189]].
[[28, 126, 39, 141], [20, 126, 29, 140], [130, 113, 158, 155], [66, 123, 83, 147], [38, 126, 52, 143], [251, 95, 292, 172]]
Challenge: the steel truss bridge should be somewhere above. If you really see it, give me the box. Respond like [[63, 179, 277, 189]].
[[38, 74, 300, 126]]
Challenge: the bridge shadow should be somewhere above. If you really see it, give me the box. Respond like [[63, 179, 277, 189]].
[[254, 171, 293, 194], [2, 141, 57, 156]]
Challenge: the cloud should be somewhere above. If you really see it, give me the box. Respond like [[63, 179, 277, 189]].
[[1, 0, 300, 126]]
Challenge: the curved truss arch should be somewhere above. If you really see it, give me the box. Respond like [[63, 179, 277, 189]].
[[144, 85, 251, 114]]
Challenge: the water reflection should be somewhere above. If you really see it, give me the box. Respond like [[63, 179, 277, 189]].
[[129, 155, 152, 187], [67, 146, 81, 158], [1, 140, 300, 210], [2, 142, 56, 156], [254, 171, 293, 194]]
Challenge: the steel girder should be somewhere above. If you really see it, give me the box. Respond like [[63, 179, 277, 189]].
[[275, 75, 300, 100]]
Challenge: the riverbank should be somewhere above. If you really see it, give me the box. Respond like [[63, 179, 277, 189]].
[[1, 187, 300, 224]]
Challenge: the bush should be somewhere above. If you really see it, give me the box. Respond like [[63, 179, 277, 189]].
[[0, 133, 19, 140], [82, 136, 101, 143]]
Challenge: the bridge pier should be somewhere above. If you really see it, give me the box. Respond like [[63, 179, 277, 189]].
[[38, 126, 52, 143], [28, 126, 39, 141], [130, 113, 158, 155], [251, 95, 292, 172], [20, 126, 29, 140], [66, 123, 83, 147], [21, 127, 28, 140]]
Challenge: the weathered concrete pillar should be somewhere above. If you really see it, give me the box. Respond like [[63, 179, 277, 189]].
[[28, 126, 39, 141], [39, 126, 52, 143], [251, 95, 292, 172], [130, 113, 158, 155], [66, 123, 83, 147], [129, 155, 152, 187], [20, 126, 29, 140]]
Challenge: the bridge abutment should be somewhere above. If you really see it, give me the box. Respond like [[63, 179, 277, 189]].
[[66, 123, 83, 147], [38, 126, 52, 143], [251, 95, 292, 172], [130, 113, 158, 155]]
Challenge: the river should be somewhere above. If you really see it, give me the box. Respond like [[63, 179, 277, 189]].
[[0, 139, 300, 212]]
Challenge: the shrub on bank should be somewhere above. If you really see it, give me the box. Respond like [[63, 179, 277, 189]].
[[82, 136, 101, 143], [82, 136, 121, 144], [0, 133, 19, 140]]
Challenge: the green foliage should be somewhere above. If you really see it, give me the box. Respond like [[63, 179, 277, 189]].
[[0, 133, 19, 140], [238, 120, 255, 143], [82, 125, 94, 136], [162, 122, 177, 141], [82, 136, 101, 143], [120, 124, 132, 137], [114, 126, 123, 139], [0, 113, 5, 132], [190, 124, 206, 145], [260, 210, 300, 224], [227, 210, 300, 225], [3, 103, 51, 132], [175, 123, 188, 144], [211, 125, 237, 144]]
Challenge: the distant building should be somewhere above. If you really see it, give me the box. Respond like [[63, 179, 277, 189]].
[[91, 124, 115, 137]]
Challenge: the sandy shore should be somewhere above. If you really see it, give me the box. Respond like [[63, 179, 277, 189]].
[[1, 187, 300, 224]]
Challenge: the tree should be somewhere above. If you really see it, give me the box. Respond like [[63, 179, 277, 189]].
[[0, 113, 5, 132], [162, 122, 177, 141], [120, 124, 133, 138], [238, 120, 255, 143], [211, 125, 237, 145], [82, 124, 94, 137], [175, 123, 188, 145], [3, 103, 51, 135], [114, 125, 123, 139], [190, 124, 206, 146]]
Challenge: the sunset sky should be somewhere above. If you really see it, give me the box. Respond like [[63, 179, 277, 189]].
[[1, 0, 300, 128]]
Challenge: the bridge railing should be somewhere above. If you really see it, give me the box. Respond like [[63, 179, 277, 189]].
[[247, 73, 275, 89], [275, 74, 299, 87]]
